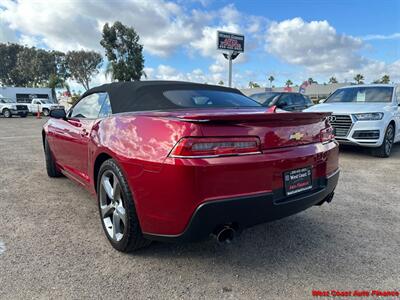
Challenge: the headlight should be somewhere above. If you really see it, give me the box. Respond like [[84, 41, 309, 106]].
[[353, 112, 384, 121], [10, 105, 16, 109]]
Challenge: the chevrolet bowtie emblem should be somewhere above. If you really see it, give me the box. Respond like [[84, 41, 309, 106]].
[[289, 132, 304, 141]]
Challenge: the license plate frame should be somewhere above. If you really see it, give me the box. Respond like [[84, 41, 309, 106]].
[[284, 166, 313, 196]]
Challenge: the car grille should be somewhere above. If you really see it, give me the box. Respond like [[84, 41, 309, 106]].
[[330, 115, 353, 137], [16, 105, 28, 110]]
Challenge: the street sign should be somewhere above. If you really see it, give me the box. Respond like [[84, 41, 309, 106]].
[[217, 31, 245, 53]]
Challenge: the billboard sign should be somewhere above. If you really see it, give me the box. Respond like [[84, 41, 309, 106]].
[[217, 31, 244, 52]]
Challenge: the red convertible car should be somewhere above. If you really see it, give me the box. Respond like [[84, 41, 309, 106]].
[[43, 81, 339, 252]]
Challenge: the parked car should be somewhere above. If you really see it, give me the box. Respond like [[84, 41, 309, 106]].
[[249, 92, 313, 111], [26, 98, 64, 116], [0, 98, 29, 118], [43, 81, 339, 252], [305, 84, 400, 157]]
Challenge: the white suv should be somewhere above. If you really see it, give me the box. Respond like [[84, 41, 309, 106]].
[[305, 84, 400, 157]]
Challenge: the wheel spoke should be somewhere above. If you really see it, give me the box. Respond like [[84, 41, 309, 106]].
[[102, 176, 114, 200], [112, 211, 122, 240], [113, 178, 121, 201], [100, 203, 113, 218], [115, 204, 127, 226]]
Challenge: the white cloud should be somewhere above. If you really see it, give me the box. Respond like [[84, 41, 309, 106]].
[[0, 14, 17, 43], [266, 18, 364, 73], [363, 33, 400, 41], [0, 0, 210, 56], [265, 18, 400, 83]]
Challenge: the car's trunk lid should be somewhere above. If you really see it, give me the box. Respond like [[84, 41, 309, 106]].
[[172, 108, 330, 149]]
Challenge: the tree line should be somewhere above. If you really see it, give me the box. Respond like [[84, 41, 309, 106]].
[[0, 21, 145, 93], [249, 74, 392, 89]]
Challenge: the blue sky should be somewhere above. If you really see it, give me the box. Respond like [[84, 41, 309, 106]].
[[0, 0, 399, 91]]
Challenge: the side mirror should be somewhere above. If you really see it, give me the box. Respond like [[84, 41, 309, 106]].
[[49, 108, 66, 119], [318, 99, 326, 104]]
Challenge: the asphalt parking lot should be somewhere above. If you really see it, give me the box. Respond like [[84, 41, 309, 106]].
[[0, 117, 399, 299]]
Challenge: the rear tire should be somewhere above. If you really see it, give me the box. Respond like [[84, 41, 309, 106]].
[[372, 124, 394, 158], [20, 113, 27, 118], [3, 109, 11, 118], [43, 108, 50, 116], [97, 159, 151, 252], [44, 137, 62, 177]]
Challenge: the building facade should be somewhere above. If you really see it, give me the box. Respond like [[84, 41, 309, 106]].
[[0, 87, 55, 103]]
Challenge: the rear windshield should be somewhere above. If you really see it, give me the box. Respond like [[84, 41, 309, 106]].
[[163, 90, 261, 108], [326, 87, 393, 103]]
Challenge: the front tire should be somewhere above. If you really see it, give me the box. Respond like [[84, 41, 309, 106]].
[[373, 124, 395, 158], [44, 137, 62, 177], [3, 109, 11, 118], [20, 113, 27, 118], [97, 159, 151, 252]]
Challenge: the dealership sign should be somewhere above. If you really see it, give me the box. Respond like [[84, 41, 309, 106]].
[[217, 31, 245, 52]]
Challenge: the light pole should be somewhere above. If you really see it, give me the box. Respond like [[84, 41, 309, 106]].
[[223, 51, 240, 87]]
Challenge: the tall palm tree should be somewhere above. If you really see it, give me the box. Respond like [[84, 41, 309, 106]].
[[285, 79, 293, 87], [329, 76, 338, 84], [381, 75, 390, 84], [268, 75, 274, 88], [354, 74, 364, 84]]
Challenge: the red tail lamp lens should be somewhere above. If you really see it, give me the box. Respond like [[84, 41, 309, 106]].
[[170, 137, 261, 158], [320, 127, 335, 143]]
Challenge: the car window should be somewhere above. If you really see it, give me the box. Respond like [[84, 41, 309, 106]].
[[70, 93, 106, 119], [396, 87, 400, 104], [277, 94, 293, 107], [163, 90, 260, 108], [302, 95, 313, 107], [98, 94, 112, 118], [0, 100, 4, 103], [292, 94, 305, 106], [326, 87, 393, 103], [250, 92, 280, 106]]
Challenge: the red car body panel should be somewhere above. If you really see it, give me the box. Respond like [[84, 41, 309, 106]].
[[44, 107, 339, 238]]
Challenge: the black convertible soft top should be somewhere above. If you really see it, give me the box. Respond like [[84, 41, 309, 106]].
[[81, 81, 244, 114]]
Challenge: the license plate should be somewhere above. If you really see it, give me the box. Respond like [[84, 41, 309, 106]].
[[284, 167, 313, 196]]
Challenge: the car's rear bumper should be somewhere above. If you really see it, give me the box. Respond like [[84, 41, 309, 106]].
[[144, 169, 339, 242]]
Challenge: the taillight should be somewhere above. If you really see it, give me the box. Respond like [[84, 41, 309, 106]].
[[169, 137, 261, 158], [320, 127, 335, 143]]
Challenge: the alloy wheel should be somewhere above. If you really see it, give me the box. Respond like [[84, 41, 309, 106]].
[[385, 125, 394, 156], [99, 170, 127, 242]]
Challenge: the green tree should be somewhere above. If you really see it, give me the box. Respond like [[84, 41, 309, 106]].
[[65, 50, 102, 90], [0, 44, 69, 89], [0, 43, 24, 86], [354, 74, 364, 84], [381, 74, 390, 84], [308, 77, 316, 84], [328, 76, 338, 84], [285, 79, 293, 87], [100, 21, 144, 81], [268, 75, 274, 87], [248, 81, 260, 88]]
